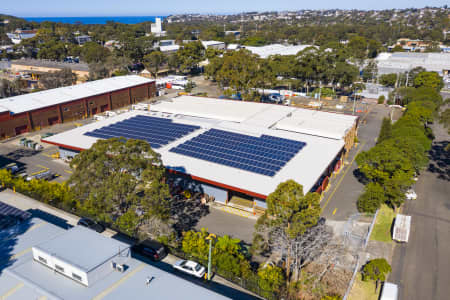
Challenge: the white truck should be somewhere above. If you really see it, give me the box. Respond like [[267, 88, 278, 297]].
[[392, 214, 411, 243], [380, 282, 399, 300]]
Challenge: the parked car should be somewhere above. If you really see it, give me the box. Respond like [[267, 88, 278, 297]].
[[26, 170, 54, 181], [405, 189, 417, 200], [1, 163, 19, 174], [172, 259, 206, 278], [77, 217, 105, 233], [132, 239, 167, 261], [380, 282, 398, 300]]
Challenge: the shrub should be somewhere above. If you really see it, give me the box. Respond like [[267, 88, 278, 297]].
[[357, 183, 385, 213], [377, 95, 385, 104], [258, 265, 285, 293]]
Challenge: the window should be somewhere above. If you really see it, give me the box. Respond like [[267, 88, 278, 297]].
[[72, 273, 82, 281], [38, 256, 47, 264], [63, 107, 69, 112], [55, 264, 64, 272]]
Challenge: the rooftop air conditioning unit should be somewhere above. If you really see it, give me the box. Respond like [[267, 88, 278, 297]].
[[116, 264, 125, 273]]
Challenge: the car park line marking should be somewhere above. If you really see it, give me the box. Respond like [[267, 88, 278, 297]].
[[322, 141, 366, 210], [92, 263, 146, 300], [1, 282, 24, 299]]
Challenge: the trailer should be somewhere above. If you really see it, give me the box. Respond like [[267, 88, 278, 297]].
[[393, 214, 411, 243]]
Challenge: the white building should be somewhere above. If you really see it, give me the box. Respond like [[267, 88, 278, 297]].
[[151, 17, 167, 37], [201, 41, 226, 50], [6, 29, 37, 44], [242, 44, 315, 58], [32, 226, 131, 286]]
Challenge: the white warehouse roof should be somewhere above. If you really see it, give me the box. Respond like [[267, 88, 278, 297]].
[[243, 44, 315, 58], [43, 97, 356, 197], [0, 75, 153, 114], [376, 52, 450, 75]]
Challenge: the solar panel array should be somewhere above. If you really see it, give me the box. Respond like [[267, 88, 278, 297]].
[[170, 129, 306, 176], [84, 115, 200, 148]]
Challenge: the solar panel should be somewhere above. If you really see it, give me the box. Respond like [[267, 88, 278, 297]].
[[83, 115, 200, 148], [170, 129, 306, 177]]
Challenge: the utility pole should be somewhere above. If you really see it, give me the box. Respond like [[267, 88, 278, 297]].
[[206, 233, 216, 281]]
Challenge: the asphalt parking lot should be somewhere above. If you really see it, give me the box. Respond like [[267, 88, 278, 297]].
[[0, 120, 93, 183]]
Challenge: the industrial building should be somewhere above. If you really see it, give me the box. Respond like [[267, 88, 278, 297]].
[[0, 211, 230, 299], [376, 52, 450, 76], [43, 96, 358, 214], [242, 44, 315, 58], [0, 75, 156, 139]]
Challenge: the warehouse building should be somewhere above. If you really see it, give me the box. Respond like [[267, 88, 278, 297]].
[[0, 75, 156, 139], [0, 215, 230, 299], [376, 52, 450, 76], [43, 96, 358, 214]]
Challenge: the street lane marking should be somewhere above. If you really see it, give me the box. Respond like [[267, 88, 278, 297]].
[[9, 248, 31, 261], [322, 141, 366, 210], [64, 170, 73, 174], [332, 208, 337, 215], [1, 282, 24, 299], [92, 263, 146, 300]]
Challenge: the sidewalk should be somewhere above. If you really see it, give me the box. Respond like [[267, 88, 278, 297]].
[[0, 189, 261, 299]]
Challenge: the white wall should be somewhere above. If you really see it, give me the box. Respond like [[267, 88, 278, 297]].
[[32, 247, 88, 286]]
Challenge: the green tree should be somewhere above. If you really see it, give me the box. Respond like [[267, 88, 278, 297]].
[[362, 60, 378, 82], [347, 35, 367, 60], [377, 117, 392, 144], [356, 143, 414, 208], [439, 108, 450, 134], [362, 258, 392, 292], [413, 71, 444, 91], [69, 138, 170, 236], [255, 180, 321, 283], [81, 41, 110, 64], [357, 183, 385, 213], [177, 41, 205, 74], [379, 73, 397, 87], [143, 51, 166, 78], [40, 68, 77, 89], [257, 265, 285, 293]]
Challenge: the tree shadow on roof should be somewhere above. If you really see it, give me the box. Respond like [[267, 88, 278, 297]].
[[26, 208, 72, 230], [0, 217, 34, 276]]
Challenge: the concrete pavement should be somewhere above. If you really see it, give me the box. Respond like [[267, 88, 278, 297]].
[[390, 121, 450, 300]]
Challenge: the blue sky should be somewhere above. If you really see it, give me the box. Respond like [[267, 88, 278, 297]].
[[2, 0, 448, 17]]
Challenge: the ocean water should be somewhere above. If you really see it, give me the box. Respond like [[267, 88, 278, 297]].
[[24, 16, 166, 25]]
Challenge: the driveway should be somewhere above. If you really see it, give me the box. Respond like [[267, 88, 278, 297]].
[[389, 121, 450, 300], [321, 104, 391, 220]]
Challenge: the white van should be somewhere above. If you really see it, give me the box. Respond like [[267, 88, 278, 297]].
[[380, 282, 398, 300]]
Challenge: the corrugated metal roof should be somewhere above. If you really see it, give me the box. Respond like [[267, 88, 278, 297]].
[[0, 75, 153, 114]]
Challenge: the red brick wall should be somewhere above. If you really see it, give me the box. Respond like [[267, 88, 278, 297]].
[[111, 89, 131, 110]]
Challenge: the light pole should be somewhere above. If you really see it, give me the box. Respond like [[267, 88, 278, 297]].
[[206, 233, 216, 281]]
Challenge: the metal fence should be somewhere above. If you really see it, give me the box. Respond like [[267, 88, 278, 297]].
[[342, 209, 379, 300], [167, 245, 276, 300]]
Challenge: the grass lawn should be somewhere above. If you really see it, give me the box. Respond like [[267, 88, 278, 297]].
[[370, 204, 396, 243], [348, 273, 379, 300]]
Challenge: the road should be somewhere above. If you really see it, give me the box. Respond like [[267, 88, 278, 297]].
[[390, 120, 450, 300], [321, 104, 391, 220]]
